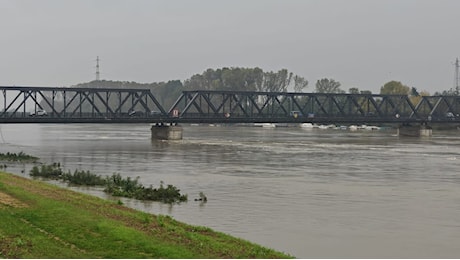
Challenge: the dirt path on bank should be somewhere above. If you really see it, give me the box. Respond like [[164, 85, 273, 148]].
[[0, 191, 28, 208]]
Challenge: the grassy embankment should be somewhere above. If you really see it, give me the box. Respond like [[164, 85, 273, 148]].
[[0, 171, 292, 258]]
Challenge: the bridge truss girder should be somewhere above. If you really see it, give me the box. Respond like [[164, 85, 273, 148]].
[[170, 91, 460, 124], [0, 86, 167, 122], [2, 87, 460, 124]]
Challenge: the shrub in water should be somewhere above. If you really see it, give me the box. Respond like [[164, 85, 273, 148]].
[[104, 174, 187, 203], [0, 152, 39, 163], [29, 165, 188, 204], [62, 169, 106, 186], [29, 163, 63, 179], [142, 181, 188, 203], [104, 173, 144, 198]]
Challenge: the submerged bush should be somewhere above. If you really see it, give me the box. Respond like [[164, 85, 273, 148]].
[[29, 164, 188, 204], [143, 181, 188, 203], [104, 174, 187, 203], [194, 191, 207, 202], [104, 173, 143, 198], [31, 164, 104, 186], [0, 152, 39, 163], [62, 169, 106, 186], [30, 163, 63, 179]]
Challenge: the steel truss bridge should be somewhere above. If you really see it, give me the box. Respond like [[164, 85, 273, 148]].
[[1, 86, 460, 125]]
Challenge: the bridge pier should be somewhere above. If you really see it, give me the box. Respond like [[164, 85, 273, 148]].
[[151, 123, 183, 140], [397, 123, 432, 137]]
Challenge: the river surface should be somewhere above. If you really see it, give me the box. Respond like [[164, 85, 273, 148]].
[[1, 123, 460, 258]]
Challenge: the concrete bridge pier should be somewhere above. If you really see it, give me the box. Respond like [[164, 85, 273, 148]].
[[397, 123, 432, 137], [151, 123, 183, 140]]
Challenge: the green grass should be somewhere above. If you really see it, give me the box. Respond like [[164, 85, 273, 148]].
[[0, 171, 292, 258]]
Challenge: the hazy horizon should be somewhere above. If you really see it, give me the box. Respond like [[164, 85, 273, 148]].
[[1, 0, 460, 94]]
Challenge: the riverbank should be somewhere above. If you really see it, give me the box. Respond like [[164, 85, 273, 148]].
[[0, 171, 291, 258]]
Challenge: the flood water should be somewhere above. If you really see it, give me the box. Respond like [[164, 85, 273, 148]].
[[1, 123, 460, 258]]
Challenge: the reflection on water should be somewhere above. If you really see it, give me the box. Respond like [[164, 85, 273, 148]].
[[1, 124, 460, 258]]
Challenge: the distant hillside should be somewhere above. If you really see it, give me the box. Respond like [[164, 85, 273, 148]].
[[72, 80, 153, 89]]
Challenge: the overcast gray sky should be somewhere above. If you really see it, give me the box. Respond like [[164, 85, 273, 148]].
[[1, 0, 459, 94]]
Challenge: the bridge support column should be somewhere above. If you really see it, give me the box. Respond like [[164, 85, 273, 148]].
[[151, 123, 183, 140], [397, 124, 432, 137]]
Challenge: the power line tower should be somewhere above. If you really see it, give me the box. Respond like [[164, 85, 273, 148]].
[[455, 58, 459, 95], [95, 56, 101, 81]]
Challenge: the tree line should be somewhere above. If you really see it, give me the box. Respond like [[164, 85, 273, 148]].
[[66, 67, 458, 109], [183, 68, 308, 93], [181, 67, 439, 97]]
